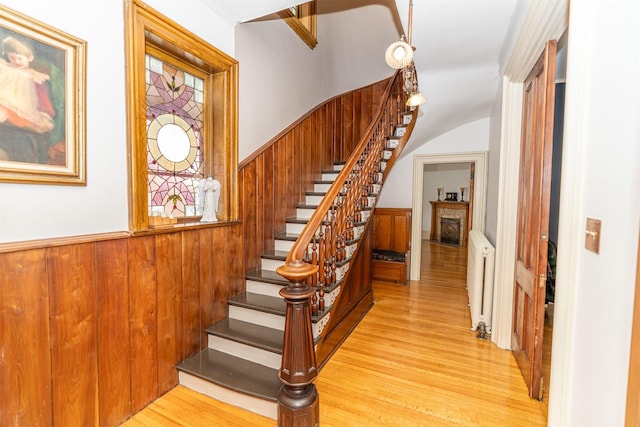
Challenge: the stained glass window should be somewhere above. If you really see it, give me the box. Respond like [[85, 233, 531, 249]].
[[146, 54, 205, 218]]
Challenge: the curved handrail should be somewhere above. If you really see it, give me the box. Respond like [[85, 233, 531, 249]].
[[281, 70, 403, 266]]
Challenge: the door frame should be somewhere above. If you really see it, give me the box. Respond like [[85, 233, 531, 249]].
[[409, 151, 487, 280], [494, 0, 569, 424], [491, 0, 568, 348]]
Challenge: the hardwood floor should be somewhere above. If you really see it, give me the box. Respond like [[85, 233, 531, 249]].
[[122, 241, 547, 426]]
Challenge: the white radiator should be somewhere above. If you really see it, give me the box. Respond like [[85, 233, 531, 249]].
[[466, 229, 495, 336]]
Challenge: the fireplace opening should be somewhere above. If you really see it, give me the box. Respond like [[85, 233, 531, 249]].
[[441, 217, 461, 246]]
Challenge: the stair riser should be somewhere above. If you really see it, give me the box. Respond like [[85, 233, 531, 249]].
[[394, 126, 407, 137], [275, 239, 313, 253], [246, 280, 283, 298], [314, 183, 331, 192], [285, 221, 309, 235], [229, 305, 285, 331], [321, 172, 339, 181], [296, 207, 316, 219], [362, 196, 376, 208], [275, 239, 293, 252], [179, 372, 277, 420], [208, 335, 281, 370], [306, 194, 324, 205], [386, 138, 399, 149], [346, 243, 357, 259], [261, 257, 284, 272], [335, 263, 349, 282]]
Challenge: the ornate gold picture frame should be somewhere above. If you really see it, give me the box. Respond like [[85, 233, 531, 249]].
[[0, 5, 86, 185]]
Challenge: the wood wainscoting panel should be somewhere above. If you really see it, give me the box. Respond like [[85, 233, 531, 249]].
[[48, 243, 98, 427], [229, 223, 244, 296], [128, 235, 159, 413], [96, 239, 131, 426], [156, 233, 184, 395], [182, 230, 202, 358], [198, 227, 215, 348], [0, 225, 242, 427], [0, 249, 52, 427], [212, 226, 231, 323], [241, 160, 258, 272]]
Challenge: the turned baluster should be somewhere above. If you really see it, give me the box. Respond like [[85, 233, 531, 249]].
[[317, 229, 325, 313], [309, 239, 318, 316]]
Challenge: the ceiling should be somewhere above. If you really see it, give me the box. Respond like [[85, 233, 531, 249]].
[[203, 0, 520, 153]]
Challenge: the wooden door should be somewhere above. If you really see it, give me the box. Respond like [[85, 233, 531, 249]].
[[512, 40, 557, 399]]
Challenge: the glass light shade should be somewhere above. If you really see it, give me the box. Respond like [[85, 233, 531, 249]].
[[385, 39, 413, 69], [406, 91, 426, 107]]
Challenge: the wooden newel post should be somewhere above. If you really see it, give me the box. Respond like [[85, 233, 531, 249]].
[[276, 260, 320, 427]]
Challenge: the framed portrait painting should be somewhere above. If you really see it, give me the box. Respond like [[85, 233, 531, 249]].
[[0, 5, 86, 185]]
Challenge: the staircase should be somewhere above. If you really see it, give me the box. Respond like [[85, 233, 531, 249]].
[[175, 164, 345, 419], [176, 75, 415, 420]]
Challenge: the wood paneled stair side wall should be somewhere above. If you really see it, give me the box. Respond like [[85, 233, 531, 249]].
[[0, 225, 243, 427], [238, 77, 392, 272]]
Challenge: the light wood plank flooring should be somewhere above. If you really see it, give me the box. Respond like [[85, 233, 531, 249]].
[[122, 241, 547, 426]]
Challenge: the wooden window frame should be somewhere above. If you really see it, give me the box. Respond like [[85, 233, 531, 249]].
[[279, 1, 317, 49], [124, 0, 238, 231]]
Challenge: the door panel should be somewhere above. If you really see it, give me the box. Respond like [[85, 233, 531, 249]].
[[512, 40, 557, 399]]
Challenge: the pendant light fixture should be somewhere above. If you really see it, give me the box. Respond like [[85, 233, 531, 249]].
[[385, 35, 413, 69], [386, 0, 425, 107]]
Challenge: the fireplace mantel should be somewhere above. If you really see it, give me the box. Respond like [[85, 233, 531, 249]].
[[429, 201, 469, 247]]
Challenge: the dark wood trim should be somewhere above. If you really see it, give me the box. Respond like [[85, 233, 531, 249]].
[[0, 231, 131, 254]]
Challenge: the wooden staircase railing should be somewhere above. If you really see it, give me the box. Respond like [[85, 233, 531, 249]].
[[275, 69, 417, 424]]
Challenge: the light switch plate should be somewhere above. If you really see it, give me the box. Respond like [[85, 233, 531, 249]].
[[585, 218, 601, 254]]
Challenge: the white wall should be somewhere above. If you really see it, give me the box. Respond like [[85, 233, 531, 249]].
[[549, 1, 640, 425], [0, 0, 237, 243], [377, 117, 490, 208], [0, 1, 399, 243], [235, 18, 330, 161], [484, 78, 504, 245], [422, 163, 471, 235], [235, 2, 399, 161]]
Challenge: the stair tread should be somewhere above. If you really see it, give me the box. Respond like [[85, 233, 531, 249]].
[[229, 291, 286, 315], [246, 269, 288, 285], [177, 348, 280, 402], [274, 232, 300, 241], [207, 318, 283, 354], [260, 249, 289, 260], [286, 217, 310, 224], [305, 191, 326, 196]]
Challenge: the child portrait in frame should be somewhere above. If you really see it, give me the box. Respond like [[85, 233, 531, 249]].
[[0, 5, 85, 184]]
